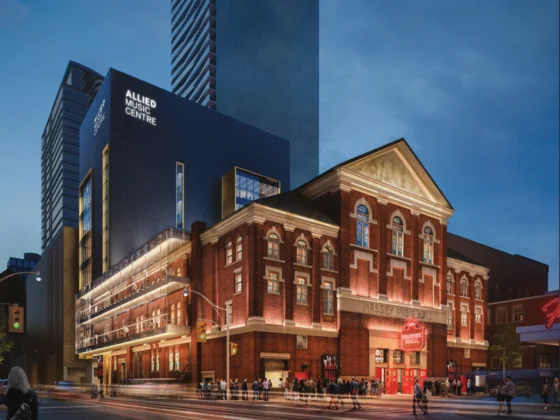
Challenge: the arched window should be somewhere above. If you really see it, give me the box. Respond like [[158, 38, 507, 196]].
[[323, 246, 334, 270], [356, 205, 369, 247], [226, 241, 233, 264], [176, 267, 181, 277], [156, 309, 161, 328], [177, 302, 181, 325], [461, 279, 469, 298], [446, 273, 453, 295], [156, 351, 160, 371], [140, 315, 144, 332], [171, 304, 175, 325], [151, 349, 155, 372], [296, 240, 307, 265], [175, 348, 180, 371], [323, 281, 334, 315], [267, 233, 280, 259], [169, 351, 174, 371], [236, 236, 243, 261], [475, 282, 482, 300], [392, 216, 404, 256], [136, 317, 140, 333], [423, 227, 434, 264]]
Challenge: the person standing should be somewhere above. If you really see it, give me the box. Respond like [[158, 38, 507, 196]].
[[242, 379, 248, 400], [283, 377, 290, 399], [413, 377, 425, 416], [220, 378, 227, 400], [263, 377, 269, 401], [308, 377, 316, 400], [2, 367, 38, 420], [542, 378, 550, 410], [466, 378, 472, 396], [252, 378, 259, 400], [496, 380, 506, 416], [552, 377, 559, 407], [456, 378, 462, 396], [327, 379, 339, 409], [350, 377, 362, 410], [292, 378, 299, 404], [504, 376, 516, 415]]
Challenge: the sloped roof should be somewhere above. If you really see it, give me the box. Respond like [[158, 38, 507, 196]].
[[254, 191, 336, 225], [446, 247, 482, 266]]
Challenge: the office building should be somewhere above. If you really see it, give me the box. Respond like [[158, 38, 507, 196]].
[[171, 0, 319, 189], [6, 253, 40, 274], [41, 61, 103, 251], [78, 138, 492, 393], [78, 67, 289, 290]]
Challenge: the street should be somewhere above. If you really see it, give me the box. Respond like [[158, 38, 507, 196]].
[[3, 393, 560, 419]]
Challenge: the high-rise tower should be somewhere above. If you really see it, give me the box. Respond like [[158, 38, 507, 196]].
[[171, 0, 319, 188]]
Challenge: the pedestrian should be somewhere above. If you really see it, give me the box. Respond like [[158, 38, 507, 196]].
[[456, 377, 462, 396], [467, 378, 472, 396], [552, 377, 559, 407], [229, 378, 234, 400], [413, 377, 425, 416], [234, 378, 240, 400], [283, 377, 290, 399], [337, 378, 345, 408], [504, 375, 516, 415], [242, 379, 248, 400], [301, 379, 309, 406], [258, 378, 263, 400], [542, 378, 550, 410], [451, 378, 456, 395], [327, 379, 339, 410], [2, 367, 38, 420], [350, 377, 361, 410], [263, 377, 269, 401], [423, 384, 431, 415], [308, 377, 316, 399], [220, 378, 227, 400], [496, 380, 506, 416], [252, 378, 258, 400], [292, 378, 299, 403], [434, 379, 440, 397]]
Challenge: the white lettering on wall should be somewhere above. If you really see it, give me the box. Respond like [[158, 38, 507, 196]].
[[93, 100, 106, 136], [124, 90, 157, 126]]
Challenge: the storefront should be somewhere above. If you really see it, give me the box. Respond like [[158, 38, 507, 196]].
[[261, 353, 290, 387]]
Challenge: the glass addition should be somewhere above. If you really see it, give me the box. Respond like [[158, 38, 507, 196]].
[[176, 162, 184, 228], [235, 168, 280, 210]]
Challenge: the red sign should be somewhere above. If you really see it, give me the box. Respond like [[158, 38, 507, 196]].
[[542, 297, 560, 329], [400, 318, 425, 351]]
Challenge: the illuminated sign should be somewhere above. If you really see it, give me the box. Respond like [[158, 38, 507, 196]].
[[400, 318, 425, 351], [321, 355, 338, 380], [542, 297, 560, 329], [93, 100, 105, 136], [125, 90, 157, 126]]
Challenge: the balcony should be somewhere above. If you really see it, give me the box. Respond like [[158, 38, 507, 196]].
[[77, 275, 190, 325], [77, 323, 190, 356]]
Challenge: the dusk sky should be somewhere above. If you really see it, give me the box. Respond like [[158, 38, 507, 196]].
[[0, 0, 558, 289]]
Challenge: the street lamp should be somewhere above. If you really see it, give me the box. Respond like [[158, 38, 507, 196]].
[[0, 271, 43, 286], [183, 286, 231, 399]]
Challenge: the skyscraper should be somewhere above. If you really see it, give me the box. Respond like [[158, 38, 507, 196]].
[[41, 61, 104, 250], [171, 0, 319, 189]]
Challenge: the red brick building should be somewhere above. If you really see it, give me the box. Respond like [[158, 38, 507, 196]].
[[488, 291, 560, 371], [75, 139, 489, 393]]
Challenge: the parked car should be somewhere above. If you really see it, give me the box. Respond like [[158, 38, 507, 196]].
[[490, 381, 533, 397]]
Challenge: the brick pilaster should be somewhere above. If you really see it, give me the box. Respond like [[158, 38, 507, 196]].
[[411, 213, 419, 302], [285, 228, 295, 321], [377, 201, 388, 296], [312, 235, 321, 324], [339, 190, 351, 289]]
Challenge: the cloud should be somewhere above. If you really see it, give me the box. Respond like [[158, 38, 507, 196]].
[[0, 0, 30, 26]]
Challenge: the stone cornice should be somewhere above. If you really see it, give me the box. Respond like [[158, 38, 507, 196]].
[[200, 203, 340, 246], [447, 257, 490, 279]]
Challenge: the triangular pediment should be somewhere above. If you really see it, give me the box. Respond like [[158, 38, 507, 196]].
[[344, 140, 452, 209]]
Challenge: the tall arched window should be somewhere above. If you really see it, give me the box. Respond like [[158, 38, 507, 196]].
[[296, 240, 307, 265], [171, 304, 175, 325], [267, 233, 280, 259], [423, 227, 434, 264], [323, 246, 334, 270], [461, 279, 469, 297], [226, 241, 233, 264], [177, 302, 181, 325], [475, 282, 482, 300], [156, 309, 161, 328], [236, 236, 243, 261], [392, 216, 404, 256], [140, 315, 144, 332], [356, 205, 369, 247], [446, 273, 453, 295]]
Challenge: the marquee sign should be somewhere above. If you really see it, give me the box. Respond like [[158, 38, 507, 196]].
[[125, 90, 157, 126], [542, 297, 560, 329], [400, 318, 425, 351]]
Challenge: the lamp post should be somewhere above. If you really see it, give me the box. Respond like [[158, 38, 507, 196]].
[[183, 286, 230, 399], [0, 271, 42, 285]]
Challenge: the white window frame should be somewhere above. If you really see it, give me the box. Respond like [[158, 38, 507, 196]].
[[294, 272, 311, 305], [322, 278, 335, 315], [296, 239, 308, 265], [175, 349, 180, 371], [422, 227, 434, 264], [391, 216, 404, 257], [322, 244, 334, 270], [177, 301, 181, 326], [446, 272, 454, 295], [475, 305, 482, 324], [460, 277, 469, 298], [226, 241, 233, 265], [267, 233, 280, 260], [169, 351, 174, 371], [235, 271, 243, 294], [171, 304, 175, 325], [267, 271, 280, 294], [356, 204, 370, 247], [475, 280, 483, 300], [447, 301, 454, 330], [236, 236, 242, 261], [296, 335, 308, 349], [460, 304, 468, 327]]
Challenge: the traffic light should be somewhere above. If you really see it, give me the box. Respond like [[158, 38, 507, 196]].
[[8, 306, 24, 333], [196, 320, 207, 343], [230, 342, 238, 356]]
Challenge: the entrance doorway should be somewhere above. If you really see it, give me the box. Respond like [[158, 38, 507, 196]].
[[265, 370, 288, 390], [119, 361, 127, 382]]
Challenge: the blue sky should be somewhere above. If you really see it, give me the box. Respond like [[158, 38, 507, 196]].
[[0, 0, 558, 289]]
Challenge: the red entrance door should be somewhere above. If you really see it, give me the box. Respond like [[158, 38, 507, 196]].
[[418, 369, 427, 383], [402, 368, 414, 394], [385, 368, 398, 394]]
